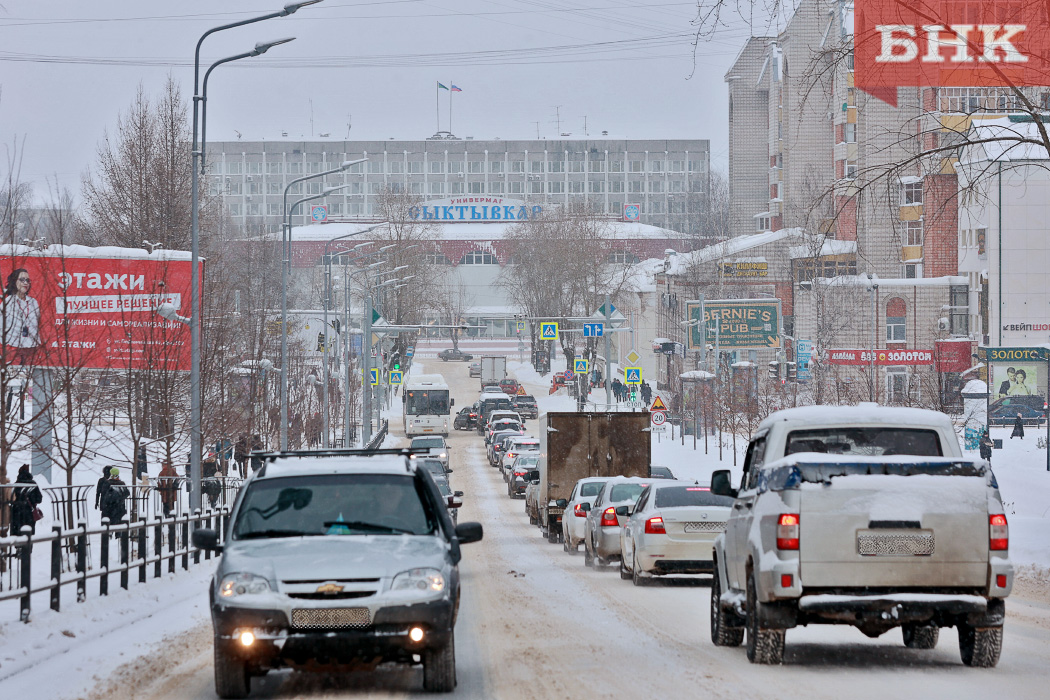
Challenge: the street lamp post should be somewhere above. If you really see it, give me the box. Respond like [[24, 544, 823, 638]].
[[867, 275, 879, 402], [189, 4, 316, 510], [280, 159, 367, 450]]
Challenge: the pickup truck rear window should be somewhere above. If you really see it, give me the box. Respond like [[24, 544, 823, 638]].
[[785, 427, 942, 457], [655, 487, 736, 508]]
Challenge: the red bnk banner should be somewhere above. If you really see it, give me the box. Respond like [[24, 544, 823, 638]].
[[826, 349, 935, 366], [1, 252, 197, 371], [855, 1, 1050, 106]]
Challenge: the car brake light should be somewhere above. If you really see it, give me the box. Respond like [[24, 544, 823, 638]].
[[989, 513, 1008, 551], [574, 503, 587, 517], [644, 516, 665, 534], [776, 513, 800, 550], [600, 506, 618, 527]]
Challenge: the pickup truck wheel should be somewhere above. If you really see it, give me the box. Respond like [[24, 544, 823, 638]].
[[958, 624, 1002, 667], [619, 556, 632, 580], [214, 643, 250, 699], [902, 624, 939, 649], [710, 568, 744, 647], [745, 570, 785, 664], [422, 631, 457, 692]]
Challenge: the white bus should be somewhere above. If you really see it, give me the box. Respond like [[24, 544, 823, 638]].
[[402, 374, 453, 437]]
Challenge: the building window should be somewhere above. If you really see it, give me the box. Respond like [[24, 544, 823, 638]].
[[949, 284, 969, 334], [510, 160, 526, 173], [904, 263, 922, 278], [460, 250, 497, 265], [429, 182, 444, 195], [650, 181, 665, 193], [425, 252, 452, 265], [609, 250, 640, 264], [569, 160, 585, 173], [407, 161, 424, 174], [589, 159, 605, 172], [468, 181, 484, 194], [448, 181, 463, 194], [468, 160, 484, 174], [368, 161, 384, 174], [650, 160, 663, 172], [489, 181, 505, 194], [490, 160, 504, 174], [609, 181, 624, 193], [886, 368, 908, 404], [629, 180, 644, 193], [508, 181, 524, 194], [570, 181, 585, 193], [530, 160, 544, 173], [389, 161, 404, 174], [610, 160, 624, 173], [904, 219, 923, 246], [886, 297, 907, 341], [589, 180, 605, 193], [901, 181, 923, 205], [845, 123, 857, 143], [549, 181, 565, 194], [547, 160, 564, 173], [529, 181, 544, 193], [629, 160, 645, 172], [448, 161, 463, 174], [409, 182, 424, 194], [429, 161, 445, 174]]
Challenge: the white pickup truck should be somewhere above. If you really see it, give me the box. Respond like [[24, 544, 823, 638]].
[[710, 405, 1012, 667]]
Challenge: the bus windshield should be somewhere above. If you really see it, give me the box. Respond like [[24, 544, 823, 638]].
[[405, 389, 450, 415]]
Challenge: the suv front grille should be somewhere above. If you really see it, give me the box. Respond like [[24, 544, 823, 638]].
[[291, 607, 371, 629], [287, 590, 376, 600]]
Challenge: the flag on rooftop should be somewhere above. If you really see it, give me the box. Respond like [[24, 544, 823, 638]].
[[437, 82, 449, 90], [451, 85, 463, 92]]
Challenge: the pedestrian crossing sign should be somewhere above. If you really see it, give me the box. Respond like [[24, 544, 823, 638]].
[[368, 368, 379, 385], [574, 358, 589, 374], [624, 367, 642, 384], [389, 370, 403, 385], [540, 322, 559, 340]]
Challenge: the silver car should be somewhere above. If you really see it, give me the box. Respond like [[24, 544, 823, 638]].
[[409, 436, 450, 469], [191, 451, 482, 696], [582, 476, 651, 568], [561, 477, 609, 554], [619, 483, 733, 585], [506, 453, 539, 498]]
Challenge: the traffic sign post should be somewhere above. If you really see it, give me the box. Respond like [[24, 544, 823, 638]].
[[651, 410, 667, 427], [389, 370, 403, 385], [540, 322, 559, 340], [563, 369, 574, 381], [368, 368, 379, 386], [406, 347, 414, 358], [574, 358, 589, 374], [649, 396, 668, 412], [516, 321, 525, 333], [624, 367, 642, 384], [311, 205, 328, 223]]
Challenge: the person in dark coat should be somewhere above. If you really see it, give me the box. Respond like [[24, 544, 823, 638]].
[[94, 468, 112, 510], [10, 464, 43, 535], [157, 460, 178, 517], [234, 435, 249, 477], [1011, 413, 1025, 439], [100, 467, 129, 525], [612, 378, 623, 402], [641, 382, 653, 405], [979, 430, 994, 463], [202, 452, 221, 508]]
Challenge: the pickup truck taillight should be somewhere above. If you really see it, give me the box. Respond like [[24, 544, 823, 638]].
[[644, 516, 665, 534], [574, 503, 587, 517], [600, 507, 618, 527], [989, 513, 1009, 551], [776, 513, 800, 550]]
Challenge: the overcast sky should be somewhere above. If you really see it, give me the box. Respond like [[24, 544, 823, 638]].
[[1, 1, 777, 202]]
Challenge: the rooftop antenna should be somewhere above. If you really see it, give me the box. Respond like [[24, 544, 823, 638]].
[[345, 113, 352, 139], [234, 130, 242, 140], [550, 105, 562, 134], [310, 99, 315, 137], [533, 121, 541, 139], [581, 115, 588, 136]]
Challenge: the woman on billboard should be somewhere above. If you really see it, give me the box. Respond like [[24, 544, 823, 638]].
[[2, 268, 41, 365]]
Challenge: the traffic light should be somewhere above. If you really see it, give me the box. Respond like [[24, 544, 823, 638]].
[[786, 361, 796, 382], [391, 352, 401, 370], [768, 361, 780, 380]]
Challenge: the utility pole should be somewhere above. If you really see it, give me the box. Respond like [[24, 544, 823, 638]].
[[604, 295, 613, 407], [362, 296, 373, 445]]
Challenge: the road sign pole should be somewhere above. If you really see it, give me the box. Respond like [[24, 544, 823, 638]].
[[604, 294, 612, 407], [362, 295, 372, 445]]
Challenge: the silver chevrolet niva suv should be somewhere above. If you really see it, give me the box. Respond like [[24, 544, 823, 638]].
[[192, 449, 483, 697]]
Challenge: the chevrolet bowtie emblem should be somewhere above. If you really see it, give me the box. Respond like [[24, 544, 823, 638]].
[[316, 583, 344, 594], [701, 513, 708, 519]]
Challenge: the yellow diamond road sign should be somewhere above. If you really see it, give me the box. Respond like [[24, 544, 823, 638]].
[[625, 350, 641, 365]]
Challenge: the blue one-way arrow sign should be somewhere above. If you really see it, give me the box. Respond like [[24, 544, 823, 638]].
[[583, 322, 604, 337]]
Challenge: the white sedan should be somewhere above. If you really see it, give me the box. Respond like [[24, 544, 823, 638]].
[[619, 482, 734, 586], [561, 477, 610, 554]]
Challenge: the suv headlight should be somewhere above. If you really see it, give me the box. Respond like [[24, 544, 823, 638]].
[[391, 568, 446, 595], [219, 573, 271, 598]]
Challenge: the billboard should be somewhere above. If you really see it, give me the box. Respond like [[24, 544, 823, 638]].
[[685, 299, 780, 350], [825, 348, 934, 366], [1, 249, 197, 371]]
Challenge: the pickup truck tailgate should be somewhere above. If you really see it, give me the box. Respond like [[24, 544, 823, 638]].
[[799, 473, 989, 588]]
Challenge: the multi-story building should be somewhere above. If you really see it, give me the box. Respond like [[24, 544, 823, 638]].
[[206, 136, 710, 236]]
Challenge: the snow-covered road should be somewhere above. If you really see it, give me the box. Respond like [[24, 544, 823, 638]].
[[7, 359, 1049, 699]]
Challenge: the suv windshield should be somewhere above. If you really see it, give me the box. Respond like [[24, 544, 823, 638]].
[[232, 474, 438, 539], [784, 428, 942, 457]]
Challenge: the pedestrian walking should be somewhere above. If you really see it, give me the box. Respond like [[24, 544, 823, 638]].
[[612, 378, 623, 402], [9, 463, 43, 536], [641, 382, 652, 405], [234, 434, 249, 477], [157, 460, 178, 517], [979, 430, 994, 463], [1011, 413, 1025, 439], [94, 468, 112, 511], [100, 467, 129, 525], [202, 452, 221, 508]]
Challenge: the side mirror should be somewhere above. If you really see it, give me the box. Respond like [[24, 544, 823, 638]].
[[711, 469, 737, 499], [615, 505, 630, 517], [454, 490, 464, 497], [528, 470, 540, 481], [191, 528, 222, 552], [447, 496, 463, 509], [455, 522, 483, 544], [579, 502, 591, 512], [555, 498, 568, 508], [446, 468, 454, 474], [450, 398, 454, 407]]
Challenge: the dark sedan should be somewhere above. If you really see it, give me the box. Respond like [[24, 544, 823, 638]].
[[439, 348, 473, 362], [453, 405, 479, 430]]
